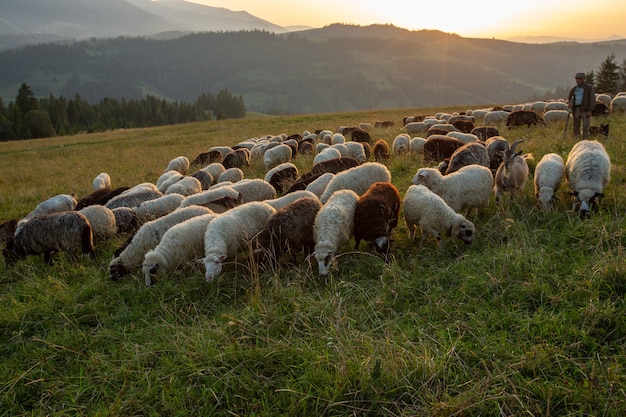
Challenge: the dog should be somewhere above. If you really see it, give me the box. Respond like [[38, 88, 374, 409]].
[[590, 123, 609, 138]]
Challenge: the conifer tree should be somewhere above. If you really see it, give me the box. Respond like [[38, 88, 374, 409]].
[[595, 53, 620, 94]]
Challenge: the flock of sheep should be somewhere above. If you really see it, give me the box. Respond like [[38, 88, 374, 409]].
[[1, 96, 618, 284]]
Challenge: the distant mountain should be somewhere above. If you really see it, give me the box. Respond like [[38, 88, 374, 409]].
[[0, 0, 288, 49], [507, 34, 626, 44], [1, 24, 626, 114]]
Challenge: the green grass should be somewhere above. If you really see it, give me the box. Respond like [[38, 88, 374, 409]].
[[1, 107, 626, 415]]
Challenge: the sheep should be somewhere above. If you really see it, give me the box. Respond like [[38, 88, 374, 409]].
[[351, 129, 372, 144], [180, 186, 242, 210], [610, 96, 626, 113], [264, 162, 299, 194], [409, 137, 427, 155], [221, 148, 251, 169], [470, 125, 500, 141], [76, 187, 130, 210], [255, 197, 323, 271], [189, 169, 214, 190], [111, 207, 141, 234], [108, 205, 213, 280], [133, 193, 185, 224], [506, 110, 543, 128], [287, 157, 360, 193], [92, 172, 111, 191], [264, 144, 292, 170], [483, 110, 510, 125], [353, 182, 401, 259], [231, 179, 277, 203], [78, 205, 118, 240], [446, 131, 479, 144], [0, 219, 18, 246], [165, 156, 190, 174], [530, 101, 547, 114], [313, 189, 359, 275], [202, 201, 277, 282], [208, 146, 235, 161], [403, 184, 475, 248], [427, 123, 459, 137], [20, 193, 77, 223], [104, 188, 163, 211], [331, 133, 346, 145], [494, 139, 532, 203], [404, 122, 429, 135], [164, 176, 202, 196], [443, 142, 490, 174], [422, 135, 464, 163], [564, 140, 611, 216], [543, 110, 570, 124], [595, 94, 612, 107], [156, 170, 183, 193], [264, 190, 319, 211], [544, 101, 569, 112], [305, 173, 335, 198], [217, 167, 245, 184], [191, 149, 223, 166], [319, 162, 392, 204], [313, 147, 342, 166], [374, 120, 395, 128], [3, 211, 95, 267], [534, 153, 565, 210], [142, 213, 218, 286], [392, 133, 410, 156], [373, 139, 390, 161], [344, 141, 367, 164], [411, 165, 493, 214], [485, 136, 509, 172]]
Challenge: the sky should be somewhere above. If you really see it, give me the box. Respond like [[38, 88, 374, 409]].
[[189, 0, 626, 41]]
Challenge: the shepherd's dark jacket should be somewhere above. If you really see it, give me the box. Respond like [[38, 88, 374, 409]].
[[568, 83, 596, 113]]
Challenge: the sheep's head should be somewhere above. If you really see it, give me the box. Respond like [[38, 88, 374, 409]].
[[372, 236, 393, 261], [203, 253, 227, 282], [536, 187, 557, 210], [447, 216, 475, 245], [108, 257, 129, 280], [313, 245, 334, 275], [571, 190, 604, 217]]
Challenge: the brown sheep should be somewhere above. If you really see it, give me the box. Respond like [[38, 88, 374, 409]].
[[373, 139, 390, 161], [485, 136, 510, 172], [374, 120, 395, 128], [506, 110, 544, 128], [353, 182, 401, 260], [452, 119, 475, 133], [470, 125, 500, 141], [286, 157, 360, 193], [222, 148, 251, 169], [423, 135, 464, 163], [351, 129, 373, 144], [75, 186, 130, 210], [191, 150, 223, 166]]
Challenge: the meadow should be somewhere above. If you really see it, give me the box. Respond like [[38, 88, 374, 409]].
[[1, 106, 625, 416]]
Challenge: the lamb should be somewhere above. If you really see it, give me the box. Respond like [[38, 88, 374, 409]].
[[3, 211, 95, 267], [76, 186, 130, 210], [373, 139, 390, 161], [264, 190, 319, 210], [202, 201, 277, 282], [443, 142, 490, 174], [221, 148, 251, 169], [353, 182, 401, 259], [534, 153, 565, 210], [108, 205, 213, 280], [231, 179, 277, 203], [165, 156, 190, 174], [78, 205, 118, 240], [255, 197, 323, 271], [142, 213, 218, 286], [217, 167, 245, 184], [92, 172, 111, 191], [264, 162, 299, 193], [132, 193, 185, 224], [564, 140, 611, 216], [494, 139, 533, 202], [264, 144, 292, 170], [403, 184, 475, 248], [313, 189, 359, 275], [319, 162, 392, 204], [164, 176, 202, 196], [412, 165, 493, 213], [392, 133, 410, 156]]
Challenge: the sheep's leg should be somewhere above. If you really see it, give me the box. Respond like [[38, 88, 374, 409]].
[[44, 249, 58, 266]]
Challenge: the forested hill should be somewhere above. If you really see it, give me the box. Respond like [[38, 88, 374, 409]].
[[2, 24, 626, 114]]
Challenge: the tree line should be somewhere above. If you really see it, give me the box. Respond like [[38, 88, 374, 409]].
[[582, 53, 626, 95], [0, 84, 245, 141]]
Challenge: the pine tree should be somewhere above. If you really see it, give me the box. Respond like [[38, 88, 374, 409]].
[[595, 53, 620, 94], [619, 58, 626, 92]]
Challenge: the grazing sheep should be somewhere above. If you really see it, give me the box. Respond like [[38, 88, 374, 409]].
[[111, 207, 141, 234], [180, 186, 242, 210], [403, 184, 475, 248], [221, 148, 251, 169], [76, 187, 130, 210], [344, 141, 367, 163], [189, 169, 214, 190], [191, 150, 223, 166], [231, 179, 277, 203], [313, 147, 342, 166], [446, 131, 479, 144], [375, 120, 395, 128], [165, 156, 190, 174], [305, 173, 335, 198], [264, 190, 319, 211], [485, 136, 510, 172], [156, 170, 183, 193], [483, 110, 510, 126], [133, 193, 185, 224], [427, 123, 459, 137], [351, 129, 372, 144], [609, 96, 626, 113], [422, 135, 464, 163], [565, 140, 611, 216], [313, 189, 359, 275], [403, 122, 429, 135], [264, 144, 292, 170], [256, 197, 323, 270], [142, 213, 218, 286], [470, 125, 500, 141], [202, 201, 276, 282], [409, 137, 427, 155], [412, 165, 493, 213], [494, 140, 532, 202], [108, 205, 213, 280], [319, 162, 391, 204], [543, 110, 570, 124], [201, 163, 226, 185], [373, 139, 390, 161], [78, 205, 118, 240], [164, 176, 202, 196], [4, 211, 95, 267], [92, 172, 111, 191], [443, 142, 490, 174], [506, 110, 543, 128], [20, 194, 77, 223], [353, 182, 401, 259], [264, 162, 299, 194], [331, 133, 346, 145], [0, 219, 18, 245], [287, 157, 360, 193], [544, 101, 569, 112], [392, 133, 410, 156], [217, 167, 245, 184], [534, 153, 565, 210], [104, 188, 163, 210]]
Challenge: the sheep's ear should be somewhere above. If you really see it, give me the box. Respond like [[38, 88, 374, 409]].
[[218, 254, 227, 262], [570, 191, 579, 197]]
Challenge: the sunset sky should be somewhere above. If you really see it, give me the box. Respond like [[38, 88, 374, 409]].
[[189, 0, 626, 40]]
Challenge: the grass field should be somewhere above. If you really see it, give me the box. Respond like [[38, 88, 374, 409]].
[[1, 106, 626, 416]]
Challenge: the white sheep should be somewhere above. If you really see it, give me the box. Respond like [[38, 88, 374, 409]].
[[133, 193, 185, 224], [156, 170, 183, 193], [446, 131, 479, 144], [202, 163, 226, 184], [313, 189, 359, 275], [543, 110, 570, 124], [331, 133, 346, 144], [164, 176, 202, 196], [403, 184, 475, 248], [544, 101, 569, 112], [610, 96, 626, 113], [264, 190, 320, 210], [565, 140, 611, 215], [305, 173, 335, 198], [231, 179, 277, 203], [92, 172, 111, 191], [330, 143, 350, 157], [404, 122, 429, 135], [392, 133, 410, 156], [263, 144, 292, 170], [180, 186, 241, 208], [142, 213, 218, 286], [78, 204, 118, 239], [411, 165, 493, 213], [319, 162, 391, 203], [108, 205, 213, 280], [595, 93, 612, 107], [534, 153, 564, 210], [313, 147, 342, 166], [165, 156, 190, 174], [202, 201, 276, 282], [315, 143, 330, 154], [409, 137, 427, 155], [483, 110, 510, 125], [16, 193, 78, 235], [217, 167, 245, 183], [344, 141, 367, 163]]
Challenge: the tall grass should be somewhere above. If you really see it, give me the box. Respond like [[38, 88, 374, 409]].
[[1, 107, 626, 415]]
